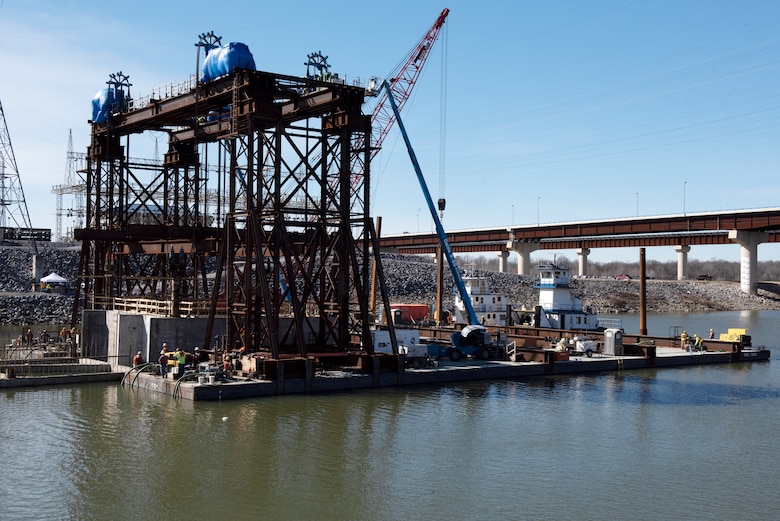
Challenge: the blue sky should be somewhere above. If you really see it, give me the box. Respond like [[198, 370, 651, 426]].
[[1, 0, 779, 263]]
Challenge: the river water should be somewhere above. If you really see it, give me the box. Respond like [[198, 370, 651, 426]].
[[1, 311, 779, 521]]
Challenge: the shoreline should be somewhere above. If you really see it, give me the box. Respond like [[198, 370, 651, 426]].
[[379, 255, 780, 315], [2, 244, 779, 325], [0, 278, 779, 326]]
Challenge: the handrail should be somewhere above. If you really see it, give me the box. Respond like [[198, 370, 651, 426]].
[[126, 75, 197, 112]]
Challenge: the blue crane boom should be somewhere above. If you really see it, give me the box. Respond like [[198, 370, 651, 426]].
[[381, 80, 478, 326]]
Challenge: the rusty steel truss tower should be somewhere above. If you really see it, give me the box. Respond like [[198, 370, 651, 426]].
[[75, 67, 398, 359]]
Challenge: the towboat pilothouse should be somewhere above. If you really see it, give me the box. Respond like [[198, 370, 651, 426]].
[[533, 263, 619, 331]]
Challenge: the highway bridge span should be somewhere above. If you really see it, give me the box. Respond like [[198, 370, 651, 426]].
[[379, 208, 780, 295]]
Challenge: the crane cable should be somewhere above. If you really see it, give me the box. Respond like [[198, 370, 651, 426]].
[[438, 21, 449, 217]]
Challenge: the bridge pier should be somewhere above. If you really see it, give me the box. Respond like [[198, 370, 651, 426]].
[[507, 240, 538, 276], [575, 248, 590, 277], [729, 230, 768, 295], [675, 245, 690, 280], [497, 249, 509, 273]]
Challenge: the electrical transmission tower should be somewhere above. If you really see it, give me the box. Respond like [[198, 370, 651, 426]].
[[52, 130, 87, 241], [0, 97, 36, 242]]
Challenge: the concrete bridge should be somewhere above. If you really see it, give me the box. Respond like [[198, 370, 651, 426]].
[[379, 208, 780, 295]]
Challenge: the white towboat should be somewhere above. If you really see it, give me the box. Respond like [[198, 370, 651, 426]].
[[451, 264, 620, 331], [531, 262, 619, 331], [452, 268, 514, 326]]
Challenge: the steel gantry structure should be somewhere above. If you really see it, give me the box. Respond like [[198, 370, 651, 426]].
[[74, 67, 399, 358]]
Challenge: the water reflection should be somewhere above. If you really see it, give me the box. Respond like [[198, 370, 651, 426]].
[[1, 312, 779, 520]]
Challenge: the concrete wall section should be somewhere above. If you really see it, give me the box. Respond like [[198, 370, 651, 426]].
[[82, 310, 109, 360], [82, 311, 228, 368], [118, 313, 148, 364], [106, 311, 122, 365], [148, 316, 226, 354]]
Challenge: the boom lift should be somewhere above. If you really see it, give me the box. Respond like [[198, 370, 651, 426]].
[[381, 81, 495, 361]]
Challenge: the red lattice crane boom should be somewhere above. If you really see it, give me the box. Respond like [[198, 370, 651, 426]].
[[330, 8, 449, 213], [369, 7, 449, 159]]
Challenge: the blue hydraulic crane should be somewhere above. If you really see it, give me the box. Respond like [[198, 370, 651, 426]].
[[381, 80, 478, 326]]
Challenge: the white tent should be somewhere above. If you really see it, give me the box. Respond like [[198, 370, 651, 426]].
[[40, 273, 67, 284]]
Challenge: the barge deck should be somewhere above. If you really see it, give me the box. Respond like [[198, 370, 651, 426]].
[[122, 346, 771, 401]]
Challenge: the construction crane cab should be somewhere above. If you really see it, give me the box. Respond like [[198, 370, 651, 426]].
[[447, 324, 493, 361]]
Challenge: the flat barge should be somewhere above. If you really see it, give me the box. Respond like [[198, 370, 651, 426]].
[[122, 345, 770, 401]]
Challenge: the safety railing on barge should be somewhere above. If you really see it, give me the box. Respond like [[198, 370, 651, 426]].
[[90, 296, 219, 317], [0, 355, 117, 379]]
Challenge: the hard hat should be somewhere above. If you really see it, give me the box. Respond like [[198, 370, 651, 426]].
[[163, 342, 167, 346], [137, 351, 141, 355]]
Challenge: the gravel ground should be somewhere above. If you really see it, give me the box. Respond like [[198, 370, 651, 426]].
[[0, 243, 81, 325], [1, 246, 778, 325]]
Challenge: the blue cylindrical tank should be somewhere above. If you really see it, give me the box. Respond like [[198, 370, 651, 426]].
[[91, 87, 125, 124], [200, 42, 256, 82]]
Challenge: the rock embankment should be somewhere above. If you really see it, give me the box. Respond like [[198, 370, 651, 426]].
[[380, 254, 780, 314], [0, 243, 81, 325], [0, 293, 74, 326], [1, 247, 778, 325]]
